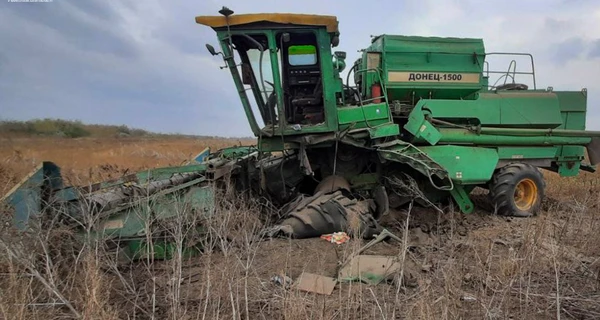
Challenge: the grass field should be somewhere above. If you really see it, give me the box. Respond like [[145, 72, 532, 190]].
[[2, 136, 600, 319]]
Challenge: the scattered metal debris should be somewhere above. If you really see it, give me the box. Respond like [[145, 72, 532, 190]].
[[461, 295, 477, 302], [356, 229, 403, 255], [270, 274, 293, 289]]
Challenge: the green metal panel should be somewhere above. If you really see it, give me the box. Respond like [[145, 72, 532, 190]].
[[555, 90, 587, 113], [404, 106, 441, 145], [360, 35, 485, 101], [554, 91, 587, 172], [496, 147, 558, 160], [315, 29, 339, 132], [337, 103, 390, 127], [436, 128, 592, 145], [449, 185, 474, 213], [124, 237, 203, 260], [419, 146, 499, 184], [369, 123, 400, 139], [2, 162, 63, 230], [415, 91, 564, 128], [267, 32, 286, 130], [557, 161, 581, 177]]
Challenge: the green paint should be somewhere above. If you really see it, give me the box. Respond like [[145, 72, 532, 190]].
[[404, 106, 441, 145], [124, 238, 203, 260], [369, 123, 400, 139], [496, 147, 558, 160], [419, 146, 499, 184], [449, 185, 474, 214], [337, 103, 390, 127], [377, 142, 453, 190], [358, 35, 485, 101], [558, 162, 581, 177], [436, 128, 592, 145], [411, 92, 564, 129]]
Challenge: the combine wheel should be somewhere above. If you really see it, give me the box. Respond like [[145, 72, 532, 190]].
[[277, 190, 383, 239], [488, 163, 545, 217]]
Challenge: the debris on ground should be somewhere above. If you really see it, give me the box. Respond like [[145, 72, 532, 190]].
[[270, 274, 293, 289], [356, 229, 403, 255], [320, 232, 350, 244], [421, 264, 432, 272], [338, 255, 402, 285], [294, 272, 337, 295]]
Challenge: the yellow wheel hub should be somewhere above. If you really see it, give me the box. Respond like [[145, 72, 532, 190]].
[[514, 178, 538, 211]]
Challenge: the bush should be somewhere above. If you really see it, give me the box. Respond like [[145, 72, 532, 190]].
[[61, 123, 90, 138], [0, 119, 159, 138]]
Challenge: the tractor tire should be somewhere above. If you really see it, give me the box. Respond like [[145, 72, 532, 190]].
[[488, 163, 545, 217], [277, 190, 383, 239]]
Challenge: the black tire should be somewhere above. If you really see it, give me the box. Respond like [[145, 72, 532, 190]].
[[488, 163, 545, 217], [277, 190, 383, 239]]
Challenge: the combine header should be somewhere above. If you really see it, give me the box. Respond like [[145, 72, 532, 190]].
[[3, 8, 600, 259]]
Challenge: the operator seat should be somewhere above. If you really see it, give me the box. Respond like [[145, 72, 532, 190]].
[[291, 78, 323, 107]]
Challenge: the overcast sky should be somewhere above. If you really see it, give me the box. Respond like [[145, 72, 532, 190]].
[[1, 0, 600, 137]]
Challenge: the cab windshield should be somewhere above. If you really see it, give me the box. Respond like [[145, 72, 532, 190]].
[[228, 33, 281, 127], [226, 31, 325, 128]]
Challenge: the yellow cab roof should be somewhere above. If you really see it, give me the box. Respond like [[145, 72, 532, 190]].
[[195, 13, 339, 33]]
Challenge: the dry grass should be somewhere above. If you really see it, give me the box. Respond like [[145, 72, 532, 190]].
[[2, 137, 600, 319], [0, 136, 254, 195]]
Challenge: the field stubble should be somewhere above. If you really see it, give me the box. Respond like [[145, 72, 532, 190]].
[[1, 137, 600, 319]]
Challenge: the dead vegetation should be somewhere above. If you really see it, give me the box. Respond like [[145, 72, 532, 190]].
[[1, 137, 600, 319]]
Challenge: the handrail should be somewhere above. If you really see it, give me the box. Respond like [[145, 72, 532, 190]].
[[485, 52, 536, 90]]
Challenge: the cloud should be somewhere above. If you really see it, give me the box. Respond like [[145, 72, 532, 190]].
[[550, 37, 585, 65], [4, 1, 138, 58], [1, 0, 600, 136], [589, 39, 600, 59], [0, 0, 246, 136]]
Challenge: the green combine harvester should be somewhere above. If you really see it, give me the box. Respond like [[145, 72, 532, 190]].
[[3, 9, 600, 259]]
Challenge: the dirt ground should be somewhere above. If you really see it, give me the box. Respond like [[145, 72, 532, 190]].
[[2, 137, 600, 319]]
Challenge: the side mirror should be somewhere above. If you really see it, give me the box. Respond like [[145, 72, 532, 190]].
[[282, 33, 290, 43], [331, 35, 340, 47], [206, 44, 218, 56], [241, 63, 253, 85], [334, 51, 346, 59], [333, 51, 346, 72]]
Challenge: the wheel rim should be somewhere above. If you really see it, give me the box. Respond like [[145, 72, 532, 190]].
[[514, 178, 538, 211]]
